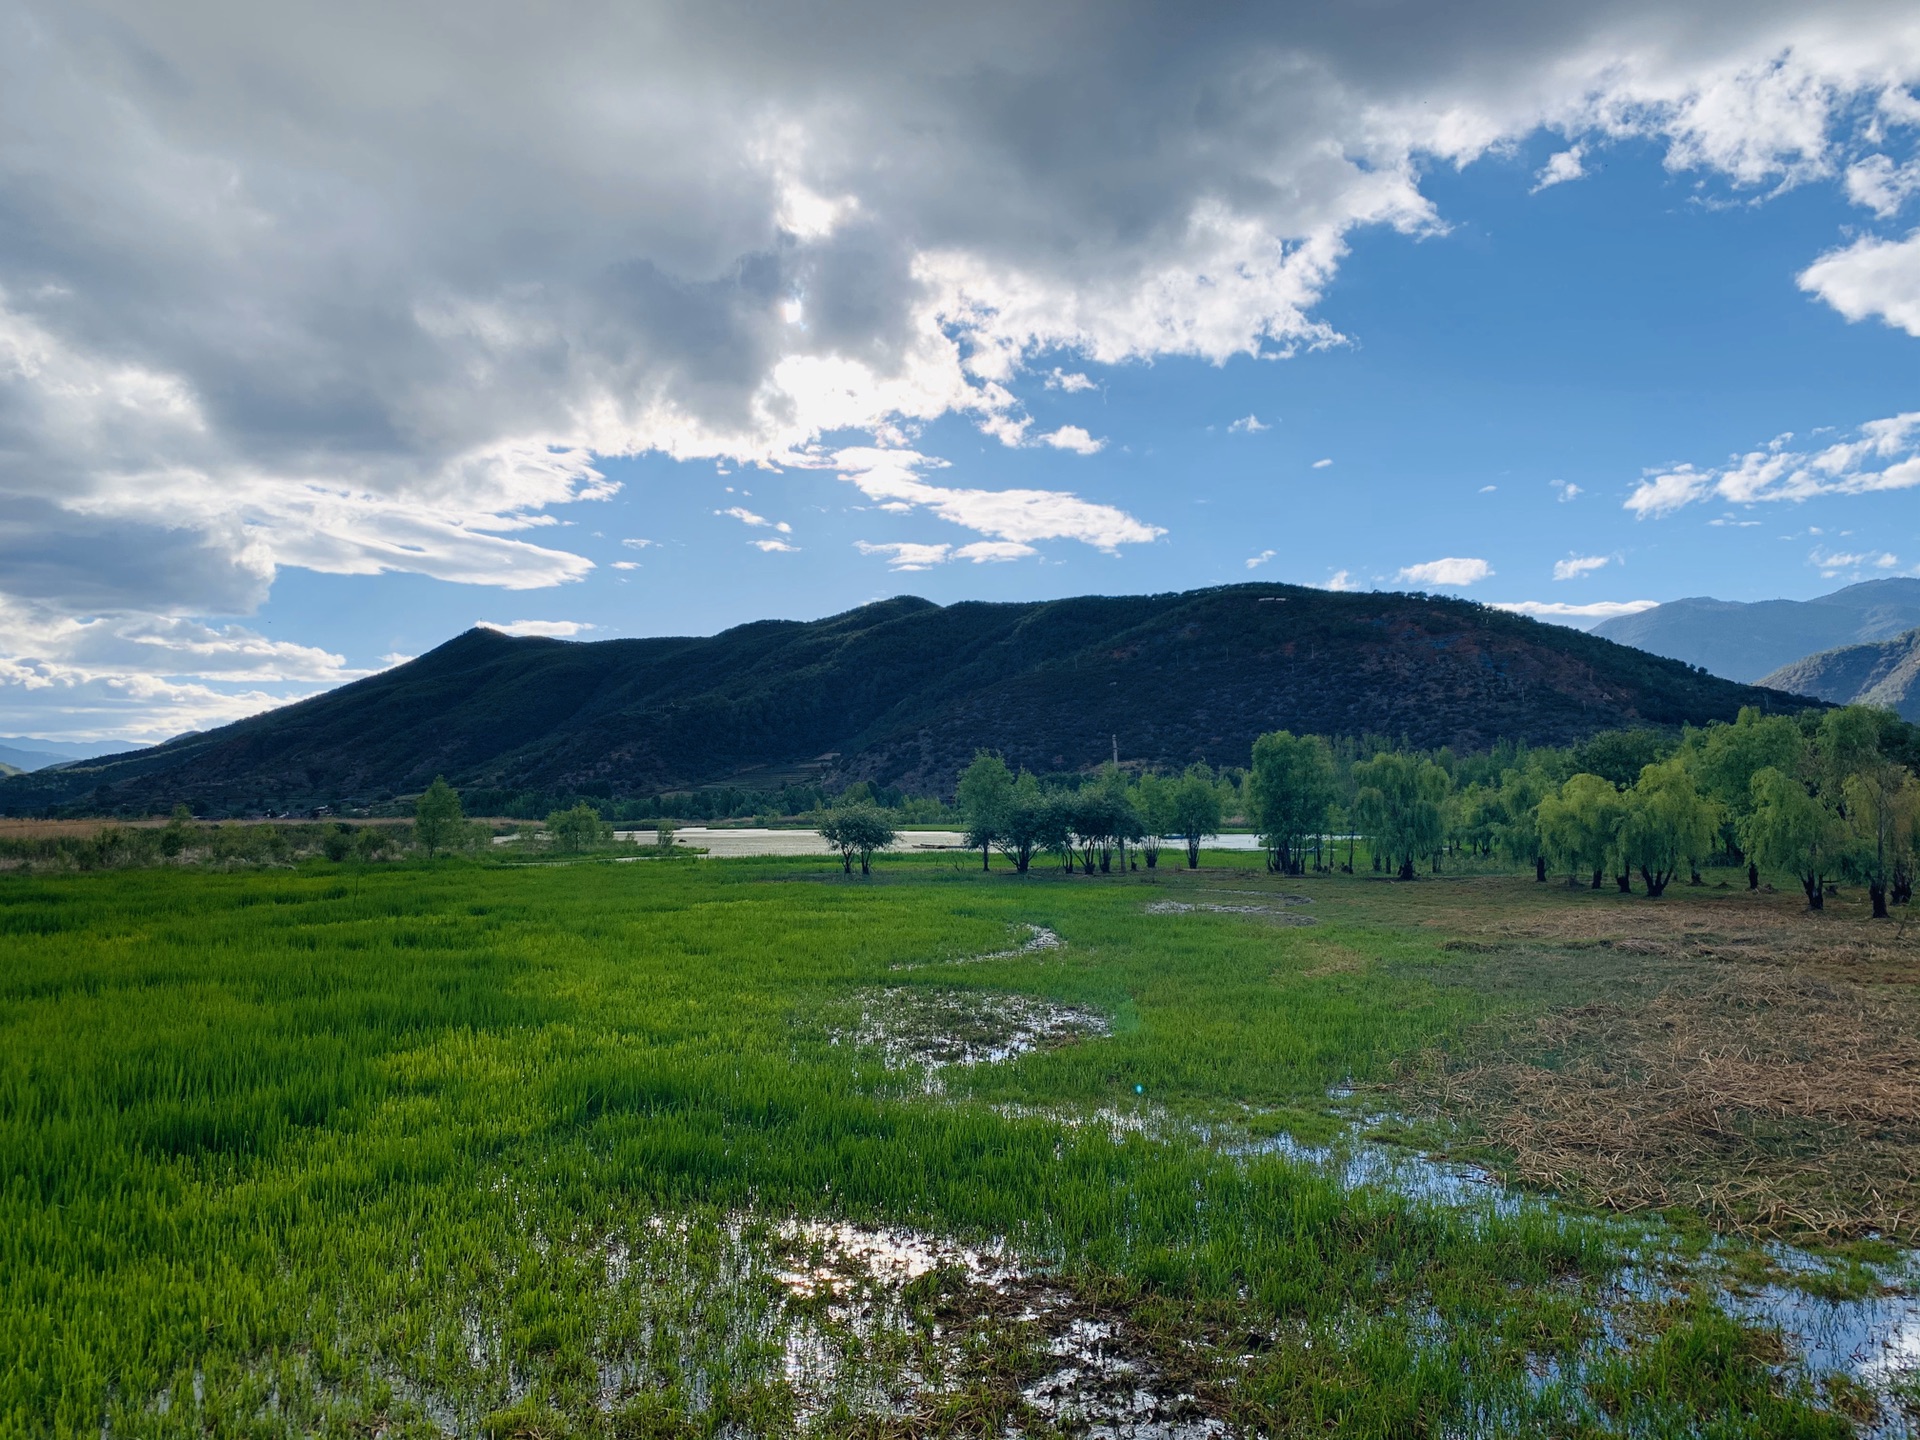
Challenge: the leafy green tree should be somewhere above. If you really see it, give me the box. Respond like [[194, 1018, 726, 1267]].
[[1572, 729, 1674, 788], [992, 771, 1053, 874], [1036, 793, 1078, 873], [1171, 763, 1223, 869], [1843, 758, 1919, 918], [415, 776, 465, 856], [818, 805, 897, 875], [159, 803, 193, 859], [1246, 731, 1336, 875], [1352, 752, 1450, 881], [547, 801, 612, 852], [1620, 760, 1718, 898], [1687, 708, 1806, 889], [1537, 773, 1625, 889], [1741, 766, 1847, 910], [956, 751, 1014, 872], [1132, 772, 1174, 869], [1495, 766, 1553, 882]]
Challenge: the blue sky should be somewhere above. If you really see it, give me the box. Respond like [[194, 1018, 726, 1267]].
[[3, 3, 1919, 739], [254, 135, 1920, 673]]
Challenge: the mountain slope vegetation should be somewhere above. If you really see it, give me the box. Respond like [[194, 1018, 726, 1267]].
[[1, 584, 1811, 815], [1760, 626, 1920, 721], [1591, 578, 1920, 683]]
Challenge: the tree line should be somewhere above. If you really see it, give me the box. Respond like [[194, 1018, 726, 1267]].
[[943, 706, 1919, 917]]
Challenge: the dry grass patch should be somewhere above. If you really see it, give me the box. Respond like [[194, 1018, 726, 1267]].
[[1405, 971, 1920, 1240]]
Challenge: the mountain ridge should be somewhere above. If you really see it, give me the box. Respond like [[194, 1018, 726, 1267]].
[[0, 583, 1814, 816], [1591, 578, 1920, 683], [1760, 627, 1920, 721]]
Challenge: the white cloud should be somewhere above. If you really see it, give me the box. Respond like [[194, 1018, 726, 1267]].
[[1479, 484, 1497, 493], [1229, 415, 1270, 434], [953, 541, 1038, 563], [1626, 412, 1920, 516], [480, 619, 594, 638], [1039, 425, 1106, 455], [621, 537, 657, 550], [1492, 599, 1661, 627], [1312, 458, 1334, 469], [718, 506, 792, 532], [856, 540, 952, 571], [1798, 229, 1920, 335], [1532, 146, 1587, 192], [611, 560, 640, 570], [1553, 554, 1611, 580], [1398, 556, 1493, 587], [1246, 549, 1276, 569], [750, 538, 799, 553], [0, 601, 369, 741], [855, 538, 1037, 570], [1844, 155, 1920, 218], [827, 447, 1162, 551], [1551, 480, 1582, 502], [1045, 369, 1097, 393], [1319, 569, 1358, 591], [1810, 545, 1899, 577]]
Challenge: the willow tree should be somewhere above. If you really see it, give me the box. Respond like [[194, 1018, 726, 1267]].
[[1538, 773, 1624, 889], [1352, 751, 1449, 881], [1619, 760, 1718, 898], [1741, 767, 1846, 910], [1247, 730, 1336, 876]]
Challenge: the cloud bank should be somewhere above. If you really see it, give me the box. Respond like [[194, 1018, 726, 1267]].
[[4, 0, 1920, 728]]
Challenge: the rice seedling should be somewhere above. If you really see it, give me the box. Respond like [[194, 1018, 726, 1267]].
[[0, 852, 1905, 1436]]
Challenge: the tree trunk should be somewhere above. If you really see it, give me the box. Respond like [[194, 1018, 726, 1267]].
[[981, 843, 990, 872], [1187, 839, 1200, 869], [1870, 882, 1889, 919], [1642, 867, 1667, 898], [1016, 852, 1030, 874], [1895, 870, 1913, 905], [1748, 862, 1759, 891], [1803, 875, 1823, 910], [1145, 849, 1157, 870], [1615, 873, 1631, 894], [1689, 867, 1703, 886], [1397, 856, 1415, 881], [860, 853, 870, 875], [1535, 856, 1547, 883], [1591, 868, 1603, 890], [842, 853, 852, 874]]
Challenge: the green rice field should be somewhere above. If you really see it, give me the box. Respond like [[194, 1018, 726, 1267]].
[[4, 851, 1916, 1437]]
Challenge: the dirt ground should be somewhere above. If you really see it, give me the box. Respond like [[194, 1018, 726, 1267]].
[[1369, 875, 1920, 1241]]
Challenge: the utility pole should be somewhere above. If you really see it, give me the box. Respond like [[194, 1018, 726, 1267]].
[[1112, 734, 1119, 766]]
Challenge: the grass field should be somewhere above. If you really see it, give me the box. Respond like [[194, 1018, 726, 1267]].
[[4, 851, 1916, 1437]]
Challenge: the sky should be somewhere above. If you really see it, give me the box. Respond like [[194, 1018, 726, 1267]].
[[4, 2, 1920, 742]]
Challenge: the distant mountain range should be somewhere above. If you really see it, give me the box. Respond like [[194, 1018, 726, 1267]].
[[0, 736, 139, 772], [1591, 579, 1920, 684], [0, 584, 1811, 816], [1761, 628, 1920, 721]]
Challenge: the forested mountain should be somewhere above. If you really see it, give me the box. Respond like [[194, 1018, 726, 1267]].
[[1760, 627, 1920, 721], [1591, 579, 1920, 683], [1, 583, 1812, 816]]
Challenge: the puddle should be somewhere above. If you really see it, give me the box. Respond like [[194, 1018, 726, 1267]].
[[892, 923, 1065, 971], [772, 1219, 1225, 1437], [1145, 900, 1316, 924], [836, 987, 1109, 1088]]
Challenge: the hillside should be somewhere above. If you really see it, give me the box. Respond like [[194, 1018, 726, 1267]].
[[1760, 627, 1920, 721], [1, 583, 1813, 816], [1591, 578, 1920, 683]]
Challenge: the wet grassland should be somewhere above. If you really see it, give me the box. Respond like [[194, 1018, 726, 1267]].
[[5, 852, 1919, 1437]]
